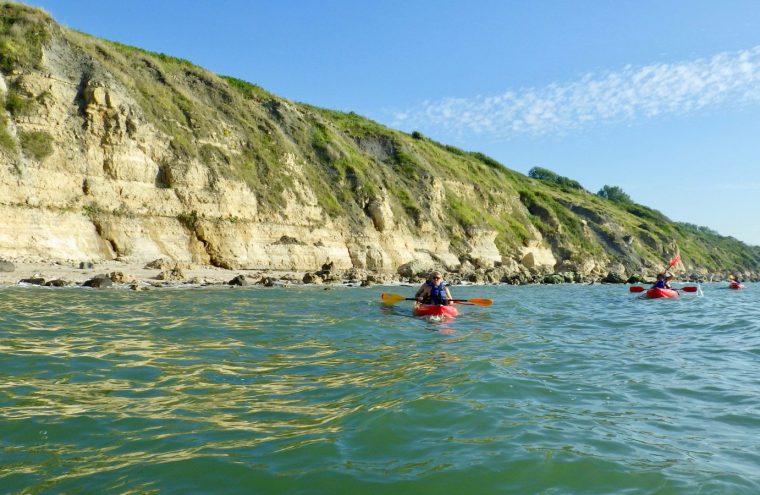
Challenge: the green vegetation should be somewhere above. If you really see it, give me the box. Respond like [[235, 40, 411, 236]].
[[177, 210, 200, 231], [19, 130, 52, 160], [0, 3, 51, 72], [0, 119, 14, 151], [0, 92, 15, 152], [470, 152, 504, 170], [220, 75, 270, 100], [5, 89, 32, 115], [529, 166, 586, 191], [82, 202, 105, 218], [597, 185, 633, 204]]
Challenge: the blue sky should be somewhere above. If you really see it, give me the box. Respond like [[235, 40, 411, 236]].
[[25, 0, 760, 246]]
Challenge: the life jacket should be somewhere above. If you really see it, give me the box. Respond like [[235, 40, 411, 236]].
[[654, 280, 666, 289], [426, 280, 447, 305]]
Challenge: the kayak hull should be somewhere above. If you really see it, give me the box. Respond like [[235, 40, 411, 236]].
[[729, 282, 745, 289], [646, 288, 679, 299], [413, 304, 459, 317]]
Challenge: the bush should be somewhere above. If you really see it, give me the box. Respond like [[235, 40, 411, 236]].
[[5, 90, 32, 116], [597, 185, 633, 204], [19, 130, 53, 160], [177, 210, 200, 230], [470, 151, 503, 170], [0, 112, 15, 152], [528, 166, 585, 191]]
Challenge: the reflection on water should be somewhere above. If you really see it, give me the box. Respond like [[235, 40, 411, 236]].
[[1, 284, 760, 493]]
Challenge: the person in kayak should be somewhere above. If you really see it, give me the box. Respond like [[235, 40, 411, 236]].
[[415, 271, 453, 306], [653, 273, 673, 289]]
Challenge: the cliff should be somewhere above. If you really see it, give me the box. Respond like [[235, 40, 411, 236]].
[[1, 3, 758, 283]]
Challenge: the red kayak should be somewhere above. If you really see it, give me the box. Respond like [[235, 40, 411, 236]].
[[413, 304, 459, 317], [729, 282, 745, 289], [646, 288, 679, 299]]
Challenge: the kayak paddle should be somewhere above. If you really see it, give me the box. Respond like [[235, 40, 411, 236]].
[[665, 254, 681, 271], [380, 293, 493, 306], [629, 286, 698, 293]]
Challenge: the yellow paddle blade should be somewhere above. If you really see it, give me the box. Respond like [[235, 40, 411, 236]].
[[381, 293, 407, 304]]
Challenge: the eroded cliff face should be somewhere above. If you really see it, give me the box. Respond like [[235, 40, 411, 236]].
[[0, 24, 548, 278]]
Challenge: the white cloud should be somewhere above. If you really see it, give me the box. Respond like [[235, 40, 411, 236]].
[[393, 46, 760, 138]]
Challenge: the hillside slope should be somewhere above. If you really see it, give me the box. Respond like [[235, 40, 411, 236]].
[[1, 3, 758, 283]]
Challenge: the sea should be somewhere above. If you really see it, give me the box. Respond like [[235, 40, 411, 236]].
[[1, 282, 758, 494]]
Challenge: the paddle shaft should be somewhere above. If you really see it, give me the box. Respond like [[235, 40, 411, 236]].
[[398, 297, 479, 303], [630, 286, 697, 293], [381, 293, 493, 306]]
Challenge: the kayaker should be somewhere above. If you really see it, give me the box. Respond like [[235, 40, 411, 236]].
[[653, 273, 673, 289], [415, 271, 453, 306]]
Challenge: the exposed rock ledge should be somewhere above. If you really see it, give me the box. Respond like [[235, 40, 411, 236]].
[[2, 256, 754, 290]]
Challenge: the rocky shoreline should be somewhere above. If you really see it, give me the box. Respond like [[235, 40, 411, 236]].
[[0, 257, 756, 290]]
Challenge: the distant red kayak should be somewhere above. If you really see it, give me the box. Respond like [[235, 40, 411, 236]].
[[413, 304, 459, 317], [729, 282, 745, 290], [646, 288, 679, 299]]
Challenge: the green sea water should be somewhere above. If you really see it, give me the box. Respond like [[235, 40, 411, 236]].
[[1, 283, 759, 494]]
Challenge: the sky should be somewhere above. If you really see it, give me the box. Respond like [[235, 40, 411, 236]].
[[23, 0, 760, 246]]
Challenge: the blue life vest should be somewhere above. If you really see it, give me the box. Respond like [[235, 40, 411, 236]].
[[654, 280, 666, 289], [426, 280, 447, 305]]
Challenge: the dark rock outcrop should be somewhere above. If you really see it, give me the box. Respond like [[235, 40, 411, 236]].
[[83, 276, 113, 288], [228, 275, 247, 286]]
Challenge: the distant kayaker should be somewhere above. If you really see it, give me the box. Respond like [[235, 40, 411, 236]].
[[653, 273, 673, 289], [415, 271, 453, 306]]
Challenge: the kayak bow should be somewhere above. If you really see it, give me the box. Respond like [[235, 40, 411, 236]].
[[645, 287, 679, 299], [413, 304, 459, 317]]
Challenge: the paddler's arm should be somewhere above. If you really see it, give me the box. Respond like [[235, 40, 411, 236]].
[[414, 285, 426, 301], [444, 287, 453, 305]]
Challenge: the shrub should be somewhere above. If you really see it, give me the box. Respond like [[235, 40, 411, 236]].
[[5, 90, 32, 116], [597, 185, 633, 204], [20, 130, 53, 160], [470, 151, 503, 170], [0, 111, 15, 152], [177, 210, 200, 231], [528, 166, 585, 191]]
